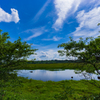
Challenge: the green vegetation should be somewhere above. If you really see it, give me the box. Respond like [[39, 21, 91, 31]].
[[13, 62, 100, 74], [26, 59, 82, 64], [0, 70, 100, 100], [0, 29, 37, 74], [0, 29, 100, 100], [58, 33, 100, 75]]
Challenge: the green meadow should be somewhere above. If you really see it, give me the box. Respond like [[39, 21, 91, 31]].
[[0, 63, 100, 100]]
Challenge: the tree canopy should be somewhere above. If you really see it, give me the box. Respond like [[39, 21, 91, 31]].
[[58, 35, 100, 74], [0, 29, 37, 73]]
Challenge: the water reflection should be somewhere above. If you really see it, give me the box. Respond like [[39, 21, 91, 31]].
[[10, 69, 100, 82]]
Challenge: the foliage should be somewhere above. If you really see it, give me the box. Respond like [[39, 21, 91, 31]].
[[97, 23, 100, 26], [0, 75, 100, 100], [79, 93, 100, 100], [58, 35, 100, 74], [54, 85, 75, 100], [0, 29, 37, 73]]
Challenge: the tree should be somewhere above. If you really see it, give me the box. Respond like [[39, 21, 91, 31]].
[[58, 34, 100, 75], [0, 29, 38, 73]]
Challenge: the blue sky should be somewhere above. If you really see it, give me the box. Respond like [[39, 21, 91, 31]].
[[0, 0, 100, 61]]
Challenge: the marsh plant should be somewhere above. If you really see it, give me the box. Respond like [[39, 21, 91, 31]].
[[79, 93, 100, 100], [54, 84, 75, 100]]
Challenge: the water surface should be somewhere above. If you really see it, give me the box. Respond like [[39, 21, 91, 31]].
[[10, 69, 100, 82]]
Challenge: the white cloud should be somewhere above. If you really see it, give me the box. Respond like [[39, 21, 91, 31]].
[[71, 7, 100, 41], [42, 36, 62, 41], [53, 36, 61, 41], [76, 7, 100, 30], [27, 49, 67, 61], [93, 0, 100, 7], [27, 49, 77, 61], [23, 27, 47, 41], [33, 0, 51, 22], [52, 0, 81, 30], [0, 7, 20, 23]]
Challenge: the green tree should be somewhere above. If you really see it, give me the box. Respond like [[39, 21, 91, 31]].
[[58, 34, 100, 75], [57, 24, 100, 100], [0, 29, 38, 73]]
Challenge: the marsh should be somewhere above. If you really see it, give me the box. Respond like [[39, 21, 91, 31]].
[[10, 69, 100, 81]]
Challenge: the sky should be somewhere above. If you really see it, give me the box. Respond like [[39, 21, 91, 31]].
[[0, 0, 100, 61]]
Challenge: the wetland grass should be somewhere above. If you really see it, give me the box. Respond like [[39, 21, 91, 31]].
[[0, 63, 100, 100]]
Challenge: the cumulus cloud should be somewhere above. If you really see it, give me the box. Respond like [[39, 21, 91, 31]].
[[52, 0, 81, 30], [0, 7, 20, 23], [42, 36, 62, 41], [16, 48, 77, 61], [26, 49, 77, 61], [27, 49, 65, 60], [72, 7, 100, 41], [23, 27, 48, 41]]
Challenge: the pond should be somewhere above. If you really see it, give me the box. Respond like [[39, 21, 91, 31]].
[[10, 69, 100, 82]]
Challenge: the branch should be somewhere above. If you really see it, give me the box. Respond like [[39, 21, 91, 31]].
[[93, 64, 100, 75]]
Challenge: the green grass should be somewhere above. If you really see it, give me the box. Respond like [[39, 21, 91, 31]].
[[0, 74, 100, 100], [0, 63, 100, 100], [14, 63, 100, 74]]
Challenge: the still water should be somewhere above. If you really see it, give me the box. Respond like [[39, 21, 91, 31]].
[[10, 69, 100, 82]]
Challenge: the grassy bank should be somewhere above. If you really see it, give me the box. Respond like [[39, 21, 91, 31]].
[[0, 72, 100, 100]]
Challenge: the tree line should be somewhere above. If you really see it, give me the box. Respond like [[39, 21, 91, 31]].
[[26, 59, 82, 64]]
